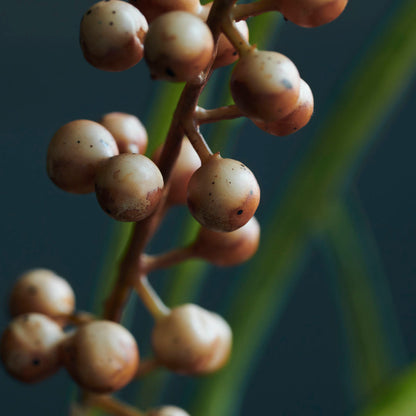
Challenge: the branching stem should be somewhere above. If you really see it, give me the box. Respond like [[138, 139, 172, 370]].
[[195, 105, 243, 125], [142, 247, 195, 274]]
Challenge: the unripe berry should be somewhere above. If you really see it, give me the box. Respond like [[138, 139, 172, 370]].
[[80, 0, 148, 71], [230, 49, 301, 121], [277, 0, 348, 28], [144, 11, 214, 82], [95, 154, 164, 222], [187, 154, 260, 232], [152, 137, 201, 205], [147, 406, 190, 416], [130, 0, 201, 23], [61, 320, 139, 393], [100, 112, 148, 154], [152, 304, 232, 374], [1, 314, 64, 383], [192, 216, 260, 266], [253, 79, 314, 136], [9, 269, 75, 324], [47, 120, 119, 194]]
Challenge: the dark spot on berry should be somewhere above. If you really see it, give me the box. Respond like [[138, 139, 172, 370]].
[[109, 21, 114, 26], [237, 210, 243, 215], [27, 286, 37, 295], [232, 51, 237, 56], [77, 140, 81, 144], [90, 145, 93, 148], [165, 67, 175, 77], [284, 16, 288, 22], [293, 127, 297, 130], [250, 190, 253, 195], [282, 79, 292, 89], [86, 9, 92, 15], [209, 193, 212, 196], [212, 181, 215, 185], [106, 209, 111, 214], [32, 359, 40, 366], [112, 10, 116, 14]]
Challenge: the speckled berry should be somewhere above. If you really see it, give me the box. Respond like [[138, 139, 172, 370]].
[[9, 269, 75, 325], [152, 304, 232, 374], [1, 313, 65, 383], [192, 216, 260, 266], [95, 153, 164, 222], [277, 0, 348, 28], [230, 49, 301, 121], [61, 320, 139, 393], [47, 119, 119, 194], [253, 79, 314, 136], [80, 0, 148, 71], [100, 112, 148, 154], [187, 153, 260, 232], [147, 406, 190, 416], [144, 11, 214, 82], [152, 137, 201, 205]]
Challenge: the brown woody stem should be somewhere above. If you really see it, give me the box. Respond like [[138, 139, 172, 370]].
[[142, 246, 195, 274], [136, 357, 160, 378], [221, 14, 253, 56], [195, 105, 243, 125], [85, 394, 145, 416]]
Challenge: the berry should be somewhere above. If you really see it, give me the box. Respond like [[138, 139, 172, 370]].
[[80, 0, 148, 71], [144, 11, 214, 82], [100, 112, 148, 154], [277, 0, 348, 28], [47, 119, 119, 194], [61, 320, 139, 393], [187, 154, 260, 232], [9, 269, 75, 324], [253, 79, 314, 136], [192, 216, 260, 266], [151, 304, 232, 374], [129, 0, 201, 23], [230, 49, 301, 121], [147, 406, 190, 416], [1, 314, 64, 383], [152, 137, 201, 205], [95, 153, 164, 222]]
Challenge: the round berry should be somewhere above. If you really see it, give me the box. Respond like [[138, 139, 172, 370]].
[[152, 304, 232, 374], [9, 269, 75, 324], [152, 137, 201, 205], [100, 112, 148, 154], [95, 154, 164, 222], [1, 314, 64, 383], [144, 11, 214, 82], [47, 120, 119, 194], [277, 0, 348, 28], [230, 49, 301, 121], [192, 216, 260, 266], [253, 79, 314, 136], [80, 0, 148, 71], [147, 406, 190, 416], [130, 0, 201, 23], [61, 320, 139, 393], [187, 154, 260, 232]]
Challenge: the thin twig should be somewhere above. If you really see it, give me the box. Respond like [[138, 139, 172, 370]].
[[195, 105, 243, 125]]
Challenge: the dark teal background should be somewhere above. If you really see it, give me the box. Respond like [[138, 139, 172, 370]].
[[1, 0, 415, 414]]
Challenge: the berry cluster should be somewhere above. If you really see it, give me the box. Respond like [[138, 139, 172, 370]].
[[2, 0, 348, 414]]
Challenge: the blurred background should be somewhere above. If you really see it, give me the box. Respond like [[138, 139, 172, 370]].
[[1, 0, 416, 415]]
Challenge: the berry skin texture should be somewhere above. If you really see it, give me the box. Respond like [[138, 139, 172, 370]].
[[0, 313, 65, 383], [9, 269, 75, 324], [152, 137, 201, 205], [192, 216, 260, 266], [277, 0, 348, 28], [80, 0, 148, 71], [151, 304, 232, 374], [129, 0, 201, 23], [144, 11, 214, 82], [95, 154, 164, 222], [253, 79, 314, 136], [147, 406, 190, 416], [230, 49, 301, 121], [47, 119, 119, 194], [61, 320, 139, 393], [100, 112, 148, 154], [187, 154, 260, 232]]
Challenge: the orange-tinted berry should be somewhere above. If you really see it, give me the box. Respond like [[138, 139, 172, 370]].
[[1, 314, 64, 383], [130, 0, 201, 23], [277, 0, 348, 28], [230, 49, 301, 121], [192, 216, 260, 266], [9, 269, 75, 324], [152, 304, 232, 374], [95, 154, 164, 222], [100, 112, 148, 154], [147, 406, 190, 416], [80, 0, 148, 71], [61, 320, 139, 393], [253, 79, 314, 136], [152, 137, 201, 205], [144, 11, 214, 82], [47, 120, 119, 194], [187, 154, 260, 232]]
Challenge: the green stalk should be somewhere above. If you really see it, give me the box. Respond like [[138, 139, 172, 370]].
[[191, 1, 416, 414]]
